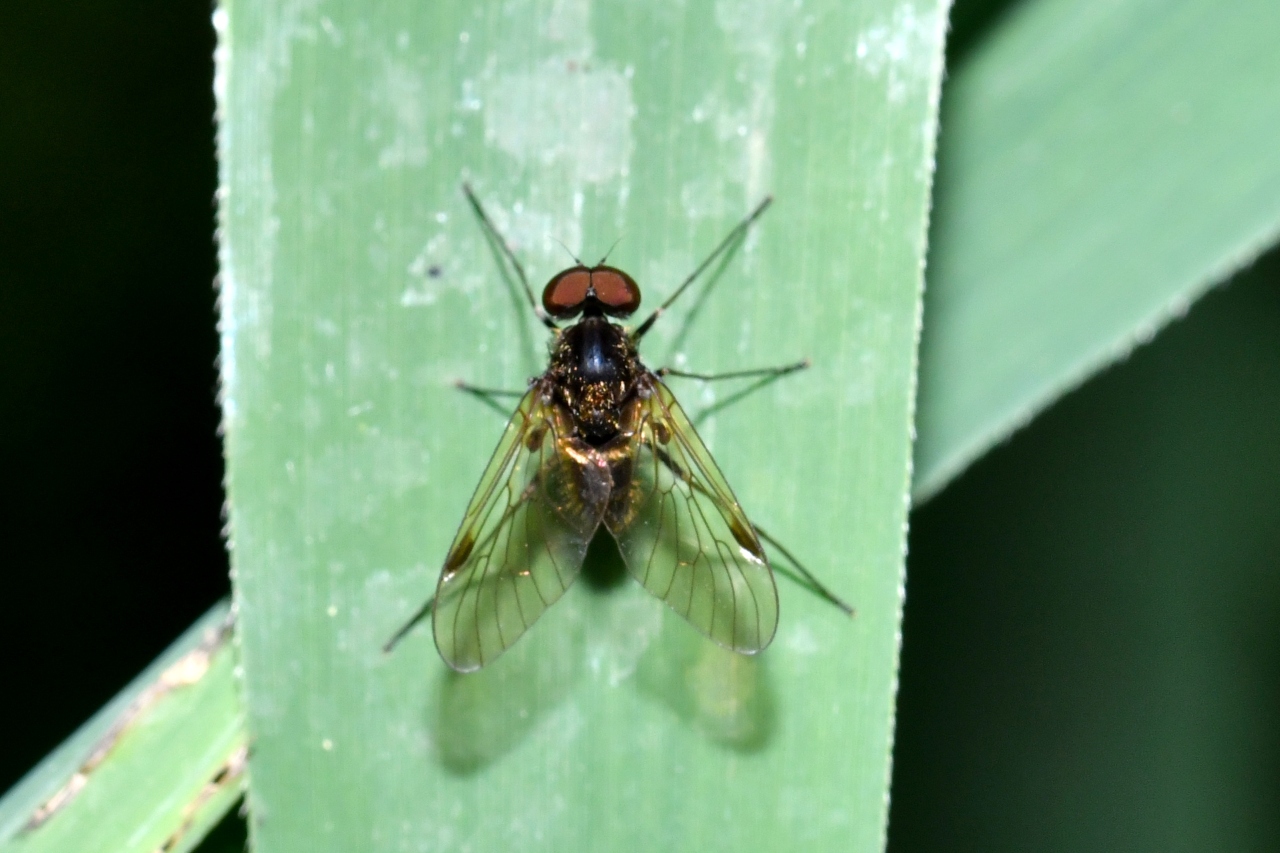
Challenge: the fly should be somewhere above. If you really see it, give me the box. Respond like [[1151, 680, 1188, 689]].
[[386, 186, 852, 672]]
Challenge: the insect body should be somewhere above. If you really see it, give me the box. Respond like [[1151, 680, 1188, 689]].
[[387, 187, 845, 672]]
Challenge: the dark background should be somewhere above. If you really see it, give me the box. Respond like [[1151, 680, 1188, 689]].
[[0, 0, 225, 792], [3, 1, 1277, 851]]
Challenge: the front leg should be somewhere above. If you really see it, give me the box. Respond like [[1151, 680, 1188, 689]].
[[455, 379, 525, 419]]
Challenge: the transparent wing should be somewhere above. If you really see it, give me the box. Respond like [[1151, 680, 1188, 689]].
[[434, 386, 606, 671], [604, 375, 779, 653]]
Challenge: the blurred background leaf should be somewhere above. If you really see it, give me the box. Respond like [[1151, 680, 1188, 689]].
[[0, 604, 243, 853], [890, 0, 1280, 849], [915, 0, 1280, 498], [892, 245, 1280, 852]]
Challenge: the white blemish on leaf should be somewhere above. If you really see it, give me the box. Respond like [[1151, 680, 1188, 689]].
[[853, 3, 932, 103], [302, 436, 432, 531], [786, 623, 820, 656], [584, 585, 663, 685], [544, 0, 592, 49], [215, 0, 322, 427], [842, 308, 894, 406], [483, 60, 635, 185], [686, 0, 804, 214], [375, 59, 431, 168], [318, 16, 343, 46]]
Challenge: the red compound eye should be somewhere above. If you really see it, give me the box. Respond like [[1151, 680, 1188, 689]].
[[589, 267, 641, 317], [542, 265, 642, 318], [542, 268, 592, 318]]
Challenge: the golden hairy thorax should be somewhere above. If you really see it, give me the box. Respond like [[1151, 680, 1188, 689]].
[[545, 314, 643, 445]]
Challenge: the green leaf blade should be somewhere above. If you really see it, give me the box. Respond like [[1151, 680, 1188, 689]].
[[216, 1, 948, 850]]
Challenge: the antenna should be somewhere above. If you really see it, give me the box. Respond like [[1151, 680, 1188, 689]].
[[595, 235, 625, 267], [551, 237, 584, 267]]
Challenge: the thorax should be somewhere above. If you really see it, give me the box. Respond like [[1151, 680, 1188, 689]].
[[545, 315, 643, 445]]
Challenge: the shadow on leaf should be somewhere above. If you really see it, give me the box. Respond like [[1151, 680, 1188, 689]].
[[430, 598, 583, 775], [635, 613, 777, 753]]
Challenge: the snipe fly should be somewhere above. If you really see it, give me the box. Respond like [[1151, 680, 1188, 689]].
[[387, 186, 851, 672]]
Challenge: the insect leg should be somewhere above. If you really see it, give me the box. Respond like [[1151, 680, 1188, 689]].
[[383, 596, 435, 653], [670, 360, 809, 426], [462, 182, 558, 331], [455, 380, 524, 397], [647, 440, 853, 617], [657, 359, 809, 382], [455, 380, 523, 419], [751, 524, 855, 617], [633, 196, 773, 341]]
